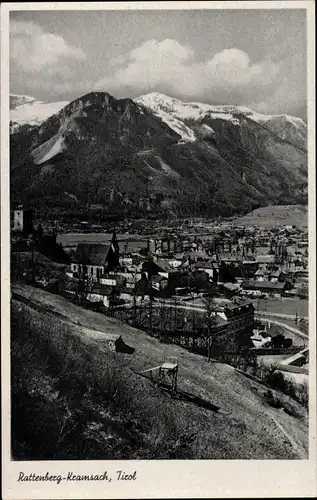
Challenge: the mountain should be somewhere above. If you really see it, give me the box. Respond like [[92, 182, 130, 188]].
[[135, 92, 307, 150], [10, 94, 69, 133], [10, 91, 308, 217]]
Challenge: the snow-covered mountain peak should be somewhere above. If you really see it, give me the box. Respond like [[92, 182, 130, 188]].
[[135, 92, 307, 147]]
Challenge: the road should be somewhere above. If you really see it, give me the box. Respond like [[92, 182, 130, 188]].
[[254, 316, 308, 340], [253, 309, 308, 321]]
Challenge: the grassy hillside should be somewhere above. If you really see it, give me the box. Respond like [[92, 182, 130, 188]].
[[11, 284, 308, 459], [234, 204, 308, 228]]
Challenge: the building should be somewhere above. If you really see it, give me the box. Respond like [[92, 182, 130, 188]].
[[240, 260, 259, 278], [86, 284, 112, 308], [70, 229, 119, 280], [194, 261, 219, 282], [151, 275, 168, 291], [254, 267, 268, 282], [12, 208, 33, 235], [142, 259, 180, 279], [242, 280, 287, 297], [147, 237, 182, 255], [217, 300, 255, 335]]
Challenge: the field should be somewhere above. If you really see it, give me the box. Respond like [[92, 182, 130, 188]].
[[57, 232, 148, 252], [11, 284, 308, 460], [234, 205, 308, 228], [254, 297, 308, 317]]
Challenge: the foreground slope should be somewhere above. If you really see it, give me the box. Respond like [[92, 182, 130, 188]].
[[10, 91, 307, 217], [12, 284, 308, 459]]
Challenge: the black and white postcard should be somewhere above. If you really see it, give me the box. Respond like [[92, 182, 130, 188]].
[[1, 1, 316, 498]]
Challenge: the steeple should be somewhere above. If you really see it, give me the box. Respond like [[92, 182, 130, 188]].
[[111, 225, 120, 255]]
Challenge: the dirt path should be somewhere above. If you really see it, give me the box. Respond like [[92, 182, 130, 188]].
[[270, 413, 307, 459]]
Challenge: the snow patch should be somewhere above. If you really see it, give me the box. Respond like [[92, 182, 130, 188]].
[[135, 93, 242, 140], [135, 92, 306, 144]]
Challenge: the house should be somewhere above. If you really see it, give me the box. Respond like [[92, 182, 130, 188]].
[[217, 300, 255, 334], [269, 270, 286, 283], [151, 275, 169, 291], [70, 229, 119, 280], [119, 256, 133, 268], [240, 260, 259, 278], [250, 330, 272, 348], [221, 282, 241, 296], [147, 237, 182, 255], [12, 207, 33, 235], [186, 251, 210, 262], [194, 261, 219, 282], [100, 276, 117, 286], [254, 267, 268, 282], [242, 280, 287, 297], [256, 254, 276, 265], [166, 258, 183, 268], [86, 284, 112, 308], [120, 278, 150, 304], [142, 259, 180, 279], [288, 258, 306, 272], [217, 253, 242, 264]]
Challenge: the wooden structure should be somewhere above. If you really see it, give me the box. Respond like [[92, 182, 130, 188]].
[[139, 357, 178, 393]]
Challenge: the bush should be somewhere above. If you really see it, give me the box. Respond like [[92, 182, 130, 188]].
[[264, 389, 283, 409], [296, 381, 309, 409]]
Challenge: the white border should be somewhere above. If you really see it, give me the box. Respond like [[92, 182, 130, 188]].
[[1, 2, 316, 499]]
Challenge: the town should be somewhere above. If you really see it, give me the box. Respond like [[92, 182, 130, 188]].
[[11, 205, 309, 383]]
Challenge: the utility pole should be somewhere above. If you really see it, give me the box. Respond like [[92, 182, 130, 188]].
[[132, 290, 137, 327], [205, 296, 216, 363], [160, 300, 164, 337], [132, 270, 137, 326], [31, 235, 35, 285], [174, 297, 177, 332], [148, 275, 153, 336], [192, 311, 196, 352]]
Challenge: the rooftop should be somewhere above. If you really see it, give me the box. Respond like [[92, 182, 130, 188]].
[[242, 280, 286, 290], [74, 243, 111, 266]]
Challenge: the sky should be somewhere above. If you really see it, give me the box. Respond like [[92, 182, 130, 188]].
[[10, 9, 307, 119]]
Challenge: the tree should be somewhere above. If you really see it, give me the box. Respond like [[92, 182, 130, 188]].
[[76, 266, 93, 305], [297, 283, 308, 299], [203, 296, 217, 363]]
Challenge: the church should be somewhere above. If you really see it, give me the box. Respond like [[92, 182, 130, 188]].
[[70, 228, 120, 281]]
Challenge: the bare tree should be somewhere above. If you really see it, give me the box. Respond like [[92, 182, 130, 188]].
[[76, 265, 93, 305], [148, 276, 154, 336], [203, 295, 217, 363]]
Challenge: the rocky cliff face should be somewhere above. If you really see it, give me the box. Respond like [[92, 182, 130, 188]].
[[10, 91, 307, 217]]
